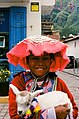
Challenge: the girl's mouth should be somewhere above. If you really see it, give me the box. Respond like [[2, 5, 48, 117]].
[[35, 68, 46, 71], [36, 68, 44, 70]]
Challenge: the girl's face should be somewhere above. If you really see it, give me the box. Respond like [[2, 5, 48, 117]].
[[27, 53, 53, 77]]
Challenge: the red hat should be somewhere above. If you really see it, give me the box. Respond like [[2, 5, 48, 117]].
[[6, 35, 69, 72]]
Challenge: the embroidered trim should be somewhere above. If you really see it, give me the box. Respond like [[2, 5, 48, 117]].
[[25, 98, 41, 119], [52, 77, 57, 91], [22, 72, 32, 83]]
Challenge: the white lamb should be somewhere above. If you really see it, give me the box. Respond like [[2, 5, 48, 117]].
[[10, 84, 73, 119]]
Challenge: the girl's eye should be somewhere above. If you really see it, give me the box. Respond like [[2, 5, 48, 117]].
[[31, 57, 39, 60], [43, 57, 50, 60], [29, 56, 50, 60]]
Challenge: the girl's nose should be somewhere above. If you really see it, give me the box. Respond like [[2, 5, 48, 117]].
[[38, 58, 44, 65], [39, 58, 43, 63]]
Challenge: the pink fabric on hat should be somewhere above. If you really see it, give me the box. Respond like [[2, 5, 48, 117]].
[[6, 35, 70, 72]]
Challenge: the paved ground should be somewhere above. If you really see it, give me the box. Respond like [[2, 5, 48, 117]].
[[63, 68, 79, 77], [0, 103, 9, 119], [0, 68, 79, 119], [57, 68, 79, 119]]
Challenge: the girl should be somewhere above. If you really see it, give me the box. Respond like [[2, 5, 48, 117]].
[[7, 35, 78, 119]]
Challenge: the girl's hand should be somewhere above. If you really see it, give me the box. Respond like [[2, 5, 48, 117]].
[[55, 104, 70, 119]]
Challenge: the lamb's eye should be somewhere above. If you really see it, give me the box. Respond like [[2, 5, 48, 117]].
[[26, 102, 29, 106]]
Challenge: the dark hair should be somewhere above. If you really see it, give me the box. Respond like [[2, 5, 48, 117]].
[[26, 56, 29, 64], [26, 53, 55, 64], [50, 53, 55, 59]]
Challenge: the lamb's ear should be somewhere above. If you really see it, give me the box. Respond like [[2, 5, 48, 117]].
[[31, 89, 44, 97], [10, 84, 20, 95]]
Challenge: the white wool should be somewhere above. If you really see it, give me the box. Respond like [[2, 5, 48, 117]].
[[36, 91, 72, 110]]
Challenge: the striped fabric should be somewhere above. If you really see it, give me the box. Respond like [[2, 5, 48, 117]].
[[24, 74, 57, 119]]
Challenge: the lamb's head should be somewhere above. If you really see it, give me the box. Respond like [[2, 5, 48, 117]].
[[15, 91, 32, 115], [10, 84, 43, 115]]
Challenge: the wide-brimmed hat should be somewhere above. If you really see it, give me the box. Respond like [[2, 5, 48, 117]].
[[6, 35, 69, 72]]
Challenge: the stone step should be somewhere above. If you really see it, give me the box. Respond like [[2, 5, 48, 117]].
[[0, 96, 9, 103]]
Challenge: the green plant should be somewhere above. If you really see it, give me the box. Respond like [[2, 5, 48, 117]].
[[0, 69, 10, 82]]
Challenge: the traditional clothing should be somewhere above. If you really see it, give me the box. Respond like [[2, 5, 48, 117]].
[[9, 71, 78, 119]]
